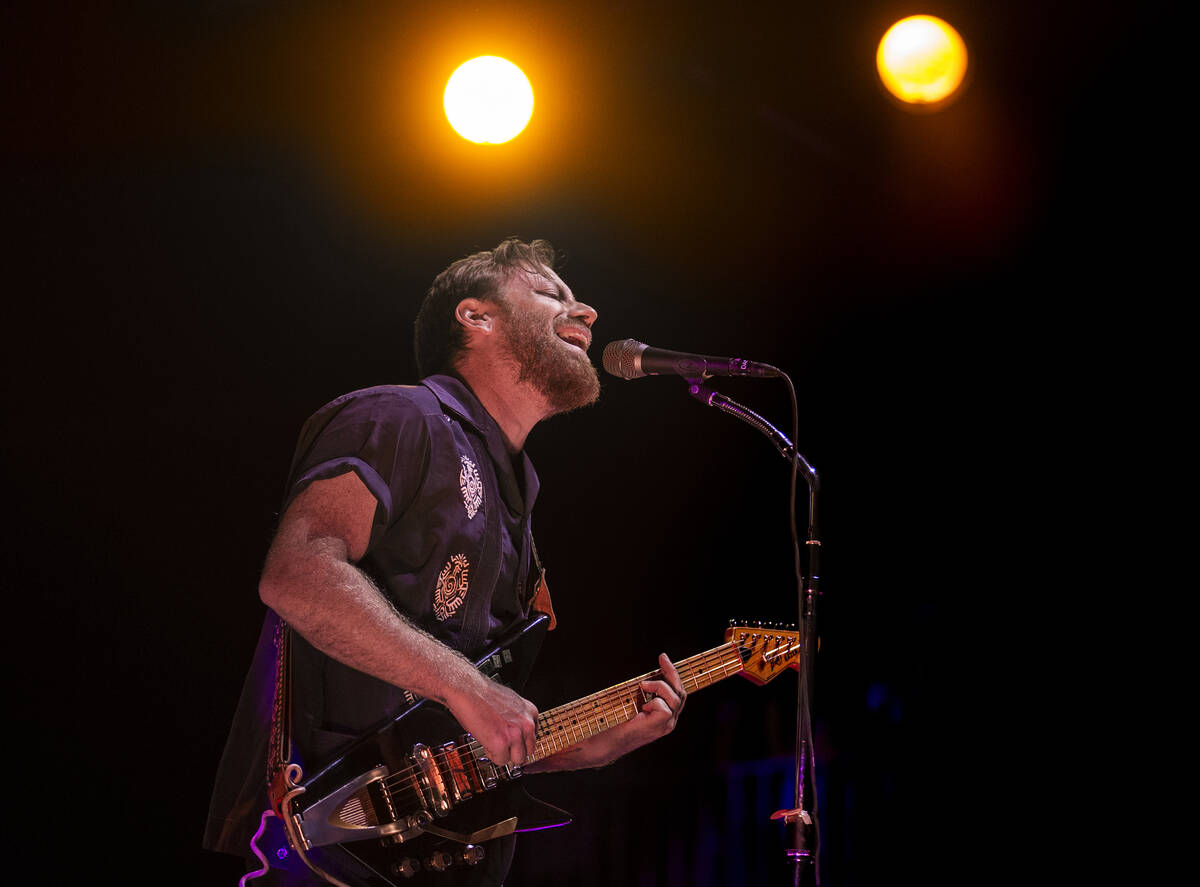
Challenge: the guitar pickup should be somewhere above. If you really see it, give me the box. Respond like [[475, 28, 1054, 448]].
[[438, 741, 475, 804], [412, 743, 453, 817]]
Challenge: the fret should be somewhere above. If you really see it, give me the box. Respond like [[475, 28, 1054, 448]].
[[529, 642, 746, 763], [373, 624, 797, 847], [448, 637, 784, 767]]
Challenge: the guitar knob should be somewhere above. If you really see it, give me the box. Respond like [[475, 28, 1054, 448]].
[[426, 850, 454, 872], [457, 844, 486, 866], [389, 858, 420, 879]]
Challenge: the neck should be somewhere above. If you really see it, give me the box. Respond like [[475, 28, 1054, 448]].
[[528, 641, 745, 763], [455, 359, 551, 453]]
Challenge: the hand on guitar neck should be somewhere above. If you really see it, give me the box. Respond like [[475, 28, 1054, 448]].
[[446, 651, 687, 775], [443, 669, 540, 769], [524, 653, 687, 773]]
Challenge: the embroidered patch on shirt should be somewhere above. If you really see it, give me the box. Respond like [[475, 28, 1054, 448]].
[[433, 553, 471, 621], [459, 454, 483, 519]]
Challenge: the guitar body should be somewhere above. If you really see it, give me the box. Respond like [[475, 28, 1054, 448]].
[[258, 617, 799, 885], [265, 613, 570, 886]]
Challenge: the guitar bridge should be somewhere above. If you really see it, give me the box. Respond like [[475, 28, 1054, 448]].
[[296, 767, 429, 849]]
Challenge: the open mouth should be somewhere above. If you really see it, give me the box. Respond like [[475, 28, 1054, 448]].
[[556, 326, 591, 352]]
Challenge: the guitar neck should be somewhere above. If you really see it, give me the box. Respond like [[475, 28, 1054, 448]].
[[528, 641, 744, 762]]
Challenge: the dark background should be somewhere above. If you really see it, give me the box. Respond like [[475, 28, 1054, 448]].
[[5, 1, 1139, 884]]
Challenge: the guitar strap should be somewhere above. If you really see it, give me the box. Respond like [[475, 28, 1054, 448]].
[[262, 618, 352, 886], [528, 534, 557, 631], [266, 615, 295, 814]]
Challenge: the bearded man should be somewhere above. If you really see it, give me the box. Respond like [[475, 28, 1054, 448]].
[[204, 238, 686, 886]]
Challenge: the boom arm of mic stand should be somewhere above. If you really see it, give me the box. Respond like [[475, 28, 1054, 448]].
[[685, 382, 818, 489], [685, 379, 821, 884]]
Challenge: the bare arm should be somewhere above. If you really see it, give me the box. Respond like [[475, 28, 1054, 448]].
[[523, 653, 687, 773], [258, 471, 539, 767]]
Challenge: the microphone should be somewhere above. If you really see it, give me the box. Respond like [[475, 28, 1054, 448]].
[[602, 338, 780, 380]]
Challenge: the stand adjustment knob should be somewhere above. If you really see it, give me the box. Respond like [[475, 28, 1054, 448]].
[[426, 850, 453, 872]]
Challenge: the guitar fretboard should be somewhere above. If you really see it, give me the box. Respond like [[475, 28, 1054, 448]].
[[382, 629, 798, 815], [528, 641, 745, 762]]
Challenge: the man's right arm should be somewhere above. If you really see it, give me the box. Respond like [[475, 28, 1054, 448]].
[[257, 470, 538, 767]]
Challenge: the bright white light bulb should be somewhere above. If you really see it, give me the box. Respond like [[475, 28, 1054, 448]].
[[877, 16, 968, 106], [444, 56, 534, 144]]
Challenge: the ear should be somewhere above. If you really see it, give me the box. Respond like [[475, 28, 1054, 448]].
[[455, 298, 495, 335]]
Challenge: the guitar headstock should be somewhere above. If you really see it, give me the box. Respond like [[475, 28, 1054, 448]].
[[725, 621, 802, 685]]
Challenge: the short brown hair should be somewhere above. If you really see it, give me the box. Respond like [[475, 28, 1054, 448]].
[[413, 237, 557, 377]]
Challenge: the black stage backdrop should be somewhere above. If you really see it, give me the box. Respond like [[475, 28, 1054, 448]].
[[4, 2, 1143, 885]]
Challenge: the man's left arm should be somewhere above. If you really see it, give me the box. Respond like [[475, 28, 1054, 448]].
[[523, 653, 687, 773]]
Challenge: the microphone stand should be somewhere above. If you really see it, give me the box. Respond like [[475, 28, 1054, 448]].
[[685, 379, 821, 887]]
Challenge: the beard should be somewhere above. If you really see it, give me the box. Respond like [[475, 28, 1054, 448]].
[[500, 308, 601, 414]]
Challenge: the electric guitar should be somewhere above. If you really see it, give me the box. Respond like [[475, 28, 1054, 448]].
[[258, 616, 800, 885]]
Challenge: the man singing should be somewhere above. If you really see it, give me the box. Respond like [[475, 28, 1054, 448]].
[[204, 238, 687, 885]]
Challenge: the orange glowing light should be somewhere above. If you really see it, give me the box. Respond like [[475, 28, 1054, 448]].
[[876, 16, 968, 106]]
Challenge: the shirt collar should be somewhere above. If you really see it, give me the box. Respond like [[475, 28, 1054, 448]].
[[421, 373, 490, 434], [421, 374, 541, 515]]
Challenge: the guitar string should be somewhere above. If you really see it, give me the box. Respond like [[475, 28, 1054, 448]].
[[383, 638, 782, 795], [762, 642, 802, 663], [518, 635, 794, 756], [380, 639, 771, 794], [465, 646, 738, 764], [533, 645, 746, 756], [379, 644, 740, 795], [379, 636, 797, 798]]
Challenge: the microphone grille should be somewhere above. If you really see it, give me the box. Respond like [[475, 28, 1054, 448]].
[[601, 339, 646, 380]]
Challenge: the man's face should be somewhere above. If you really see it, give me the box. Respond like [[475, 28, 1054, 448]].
[[494, 266, 600, 414]]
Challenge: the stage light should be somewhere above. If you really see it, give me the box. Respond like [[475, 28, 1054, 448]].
[[443, 56, 534, 144], [876, 15, 968, 106]]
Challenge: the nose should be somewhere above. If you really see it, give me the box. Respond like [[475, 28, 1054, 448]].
[[570, 300, 598, 328]]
